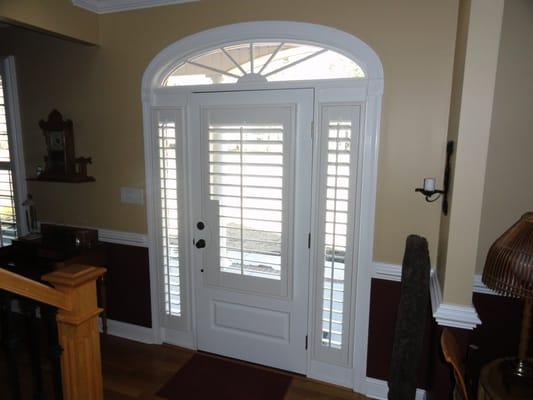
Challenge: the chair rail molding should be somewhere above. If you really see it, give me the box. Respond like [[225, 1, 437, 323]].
[[98, 228, 148, 247], [37, 220, 148, 247], [473, 274, 500, 296], [72, 0, 198, 14], [373, 262, 482, 330]]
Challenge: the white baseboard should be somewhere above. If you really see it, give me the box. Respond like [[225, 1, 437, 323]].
[[363, 377, 427, 400], [472, 274, 500, 295], [161, 327, 196, 350], [307, 359, 353, 388], [99, 318, 155, 344], [430, 270, 481, 330]]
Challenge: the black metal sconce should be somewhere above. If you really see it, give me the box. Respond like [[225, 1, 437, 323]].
[[415, 141, 454, 215]]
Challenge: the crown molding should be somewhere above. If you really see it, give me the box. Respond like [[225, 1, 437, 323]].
[[72, 0, 198, 14]]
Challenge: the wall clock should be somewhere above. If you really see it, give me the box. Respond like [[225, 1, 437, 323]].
[[33, 109, 94, 182]]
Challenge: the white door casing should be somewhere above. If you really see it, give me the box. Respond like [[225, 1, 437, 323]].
[[142, 21, 384, 391]]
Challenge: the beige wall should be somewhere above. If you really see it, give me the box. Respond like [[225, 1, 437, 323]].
[[0, 0, 99, 44], [438, 0, 504, 305], [476, 0, 533, 274], [0, 0, 460, 266], [437, 0, 471, 291]]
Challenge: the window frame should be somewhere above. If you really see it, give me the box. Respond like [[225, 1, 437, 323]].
[[0, 56, 28, 243], [142, 21, 384, 390], [162, 40, 366, 87]]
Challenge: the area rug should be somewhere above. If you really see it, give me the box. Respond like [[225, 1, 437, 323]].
[[156, 353, 292, 400]]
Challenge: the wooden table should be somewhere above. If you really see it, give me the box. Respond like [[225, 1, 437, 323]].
[[478, 358, 533, 399]]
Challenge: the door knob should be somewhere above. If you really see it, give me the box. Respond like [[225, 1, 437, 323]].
[[195, 239, 206, 249]]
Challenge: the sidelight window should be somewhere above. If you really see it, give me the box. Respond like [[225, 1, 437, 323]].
[[315, 104, 360, 365], [0, 58, 25, 247]]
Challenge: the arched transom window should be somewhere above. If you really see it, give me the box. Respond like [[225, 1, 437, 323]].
[[163, 41, 365, 86]]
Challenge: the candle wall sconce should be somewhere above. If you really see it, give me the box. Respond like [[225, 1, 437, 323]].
[[415, 141, 454, 215]]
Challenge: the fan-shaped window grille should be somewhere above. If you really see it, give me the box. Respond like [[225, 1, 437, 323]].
[[163, 42, 365, 86]]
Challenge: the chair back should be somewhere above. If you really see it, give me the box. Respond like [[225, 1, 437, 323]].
[[441, 328, 469, 400]]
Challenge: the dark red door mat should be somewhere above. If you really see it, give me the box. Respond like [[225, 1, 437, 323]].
[[156, 353, 292, 400]]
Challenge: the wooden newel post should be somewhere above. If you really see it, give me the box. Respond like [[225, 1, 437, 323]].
[[43, 264, 106, 400]]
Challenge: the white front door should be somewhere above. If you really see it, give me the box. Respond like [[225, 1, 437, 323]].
[[189, 89, 313, 373]]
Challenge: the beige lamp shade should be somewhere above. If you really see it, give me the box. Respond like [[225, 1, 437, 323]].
[[482, 212, 533, 300]]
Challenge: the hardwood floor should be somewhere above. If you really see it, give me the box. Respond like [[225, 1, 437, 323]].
[[1, 333, 369, 399], [101, 335, 369, 400]]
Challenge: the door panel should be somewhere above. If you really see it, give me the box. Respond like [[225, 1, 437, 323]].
[[191, 89, 313, 373]]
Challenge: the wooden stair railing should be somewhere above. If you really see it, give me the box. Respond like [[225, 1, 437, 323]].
[[0, 264, 106, 400]]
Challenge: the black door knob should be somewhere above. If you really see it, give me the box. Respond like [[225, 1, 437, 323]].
[[197, 221, 205, 230], [195, 239, 206, 249]]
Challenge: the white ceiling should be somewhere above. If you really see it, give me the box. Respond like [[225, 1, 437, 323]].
[[72, 0, 199, 14]]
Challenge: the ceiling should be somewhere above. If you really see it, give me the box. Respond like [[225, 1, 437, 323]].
[[72, 0, 198, 14]]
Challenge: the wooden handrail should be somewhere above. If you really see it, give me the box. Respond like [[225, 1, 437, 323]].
[[0, 264, 106, 400], [0, 268, 71, 310]]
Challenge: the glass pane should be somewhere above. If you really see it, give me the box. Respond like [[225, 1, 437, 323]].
[[158, 111, 182, 317], [165, 62, 238, 86], [268, 50, 365, 82], [209, 123, 284, 281], [190, 48, 243, 76], [162, 41, 365, 86], [260, 43, 323, 76], [321, 119, 353, 350], [252, 42, 282, 74], [0, 169, 17, 246], [0, 72, 17, 247], [223, 43, 253, 74]]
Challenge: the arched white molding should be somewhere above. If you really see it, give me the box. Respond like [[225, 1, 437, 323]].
[[141, 21, 384, 396], [142, 21, 383, 94]]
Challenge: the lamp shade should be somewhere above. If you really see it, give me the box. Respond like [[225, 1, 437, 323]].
[[482, 212, 533, 300]]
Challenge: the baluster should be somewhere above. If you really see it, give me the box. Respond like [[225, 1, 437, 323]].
[[0, 291, 21, 400], [41, 304, 63, 400], [22, 298, 45, 400]]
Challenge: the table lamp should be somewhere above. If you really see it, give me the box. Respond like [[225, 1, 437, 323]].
[[482, 212, 533, 379]]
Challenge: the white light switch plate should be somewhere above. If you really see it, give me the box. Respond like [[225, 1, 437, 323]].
[[120, 187, 144, 205]]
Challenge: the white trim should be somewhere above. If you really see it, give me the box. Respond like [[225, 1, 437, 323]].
[[99, 318, 155, 344], [363, 377, 427, 400], [373, 262, 402, 282], [473, 274, 500, 295], [372, 264, 483, 330], [142, 21, 384, 392], [430, 270, 481, 330], [373, 262, 501, 299], [72, 0, 198, 14], [352, 77, 383, 394], [98, 228, 148, 247], [37, 220, 148, 248], [142, 21, 383, 95], [308, 359, 354, 388], [161, 327, 195, 350], [1, 56, 28, 237]]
